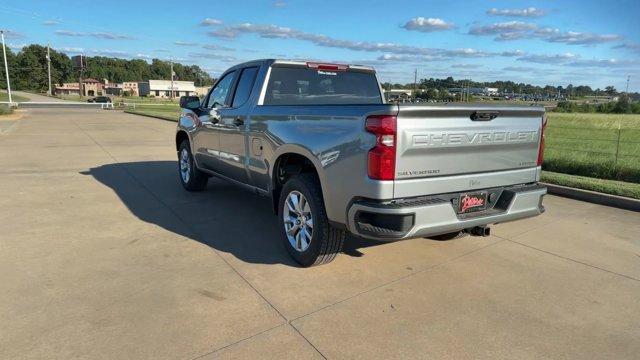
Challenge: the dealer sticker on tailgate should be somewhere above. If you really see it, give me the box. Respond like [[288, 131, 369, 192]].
[[458, 192, 487, 214]]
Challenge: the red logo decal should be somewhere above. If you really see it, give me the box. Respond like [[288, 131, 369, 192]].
[[461, 195, 485, 212]]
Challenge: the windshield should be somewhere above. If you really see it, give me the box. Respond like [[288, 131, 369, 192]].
[[264, 66, 382, 105]]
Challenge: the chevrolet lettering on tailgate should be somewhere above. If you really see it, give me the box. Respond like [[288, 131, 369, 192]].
[[412, 130, 538, 148]]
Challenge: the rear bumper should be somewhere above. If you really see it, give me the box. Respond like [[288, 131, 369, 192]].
[[347, 183, 546, 240]]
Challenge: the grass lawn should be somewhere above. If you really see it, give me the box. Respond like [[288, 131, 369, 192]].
[[123, 103, 180, 121], [0, 92, 30, 102], [541, 171, 640, 200], [544, 112, 640, 183]]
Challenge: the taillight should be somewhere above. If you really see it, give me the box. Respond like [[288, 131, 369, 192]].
[[366, 115, 396, 180], [537, 114, 547, 166], [306, 62, 349, 72]]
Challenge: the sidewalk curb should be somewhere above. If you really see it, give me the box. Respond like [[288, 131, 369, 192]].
[[123, 110, 178, 123], [542, 182, 640, 212]]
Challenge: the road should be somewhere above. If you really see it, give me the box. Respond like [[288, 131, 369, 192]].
[[1, 107, 639, 359], [12, 91, 69, 102]]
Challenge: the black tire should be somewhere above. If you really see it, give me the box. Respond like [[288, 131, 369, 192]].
[[429, 230, 468, 241], [278, 173, 345, 267], [178, 140, 208, 192]]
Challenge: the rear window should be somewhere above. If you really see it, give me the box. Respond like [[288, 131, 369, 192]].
[[264, 66, 382, 105]]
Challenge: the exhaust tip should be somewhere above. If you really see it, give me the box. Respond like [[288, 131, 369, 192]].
[[468, 226, 490, 237]]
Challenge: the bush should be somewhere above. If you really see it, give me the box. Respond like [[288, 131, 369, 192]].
[[554, 97, 640, 114]]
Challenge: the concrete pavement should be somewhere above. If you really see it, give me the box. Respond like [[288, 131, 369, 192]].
[[1, 108, 638, 359], [12, 91, 68, 102]]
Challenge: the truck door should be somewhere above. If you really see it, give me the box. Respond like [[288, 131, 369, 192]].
[[214, 66, 259, 184], [193, 70, 237, 172]]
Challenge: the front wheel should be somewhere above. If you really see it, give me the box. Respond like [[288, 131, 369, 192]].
[[279, 174, 345, 267], [178, 140, 208, 191]]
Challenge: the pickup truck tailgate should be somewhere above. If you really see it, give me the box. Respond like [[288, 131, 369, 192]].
[[394, 105, 544, 196]]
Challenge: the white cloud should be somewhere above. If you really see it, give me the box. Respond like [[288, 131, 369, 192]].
[[209, 23, 493, 59], [375, 54, 444, 62], [90, 49, 130, 57], [273, 1, 286, 7], [487, 7, 546, 17], [540, 30, 622, 45], [8, 43, 27, 50], [174, 41, 198, 46], [470, 23, 622, 45], [43, 20, 60, 26], [613, 42, 640, 54], [468, 21, 537, 40], [402, 17, 455, 32], [503, 66, 538, 72], [517, 53, 579, 64], [200, 18, 223, 26], [451, 63, 483, 69], [501, 49, 526, 57], [55, 30, 134, 40], [58, 46, 84, 53], [567, 58, 639, 68], [2, 30, 26, 39], [188, 52, 237, 62], [202, 44, 234, 51]]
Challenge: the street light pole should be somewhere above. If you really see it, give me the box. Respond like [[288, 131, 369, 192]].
[[47, 44, 52, 96], [1, 30, 12, 104]]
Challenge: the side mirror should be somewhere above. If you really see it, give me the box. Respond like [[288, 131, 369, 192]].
[[180, 96, 200, 110]]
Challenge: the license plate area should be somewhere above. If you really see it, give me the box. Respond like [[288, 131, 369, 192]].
[[457, 191, 488, 214]]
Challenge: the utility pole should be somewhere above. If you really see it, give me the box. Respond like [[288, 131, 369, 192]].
[[46, 44, 52, 96], [170, 59, 174, 100], [413, 68, 417, 100], [0, 30, 12, 104], [626, 75, 630, 94]]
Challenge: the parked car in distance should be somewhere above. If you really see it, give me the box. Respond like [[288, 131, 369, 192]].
[[87, 96, 112, 103], [175, 59, 547, 266]]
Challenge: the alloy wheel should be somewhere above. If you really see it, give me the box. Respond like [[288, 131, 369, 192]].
[[283, 190, 314, 252]]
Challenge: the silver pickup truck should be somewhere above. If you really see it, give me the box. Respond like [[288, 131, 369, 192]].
[[176, 59, 547, 266]]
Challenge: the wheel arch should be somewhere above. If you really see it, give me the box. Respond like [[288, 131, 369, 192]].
[[270, 145, 327, 216], [175, 130, 189, 151]]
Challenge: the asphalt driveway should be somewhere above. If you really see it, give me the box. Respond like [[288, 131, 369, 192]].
[[1, 107, 639, 359]]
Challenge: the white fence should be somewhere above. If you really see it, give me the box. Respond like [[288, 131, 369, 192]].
[[0, 101, 115, 109]]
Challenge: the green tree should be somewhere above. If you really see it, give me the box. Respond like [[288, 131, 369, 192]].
[[0, 46, 16, 90]]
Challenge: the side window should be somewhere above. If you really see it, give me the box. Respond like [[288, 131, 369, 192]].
[[207, 70, 237, 108], [231, 67, 259, 108]]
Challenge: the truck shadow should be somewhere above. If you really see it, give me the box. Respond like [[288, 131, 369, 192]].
[[82, 161, 382, 267]]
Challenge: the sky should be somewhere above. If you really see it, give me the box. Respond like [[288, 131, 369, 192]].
[[2, 0, 639, 91]]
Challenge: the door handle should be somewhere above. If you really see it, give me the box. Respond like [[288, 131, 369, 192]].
[[233, 117, 244, 126]]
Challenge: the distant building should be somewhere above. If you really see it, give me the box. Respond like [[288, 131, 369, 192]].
[[384, 89, 412, 101], [54, 78, 104, 97], [104, 82, 139, 96], [54, 83, 80, 96], [138, 80, 195, 98]]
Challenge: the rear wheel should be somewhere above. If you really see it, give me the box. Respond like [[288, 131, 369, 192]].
[[178, 140, 208, 191], [279, 174, 345, 267]]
